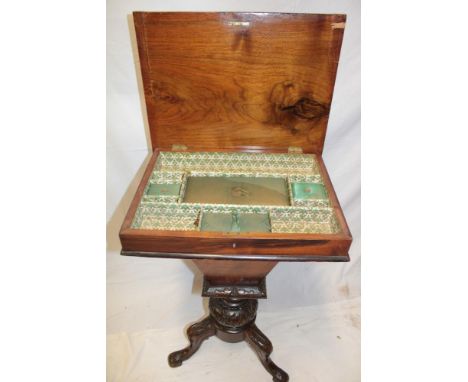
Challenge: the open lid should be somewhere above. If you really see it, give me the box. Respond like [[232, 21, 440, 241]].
[[133, 12, 346, 154]]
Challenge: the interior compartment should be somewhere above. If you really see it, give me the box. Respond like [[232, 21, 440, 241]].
[[200, 211, 272, 233], [183, 176, 289, 206], [132, 151, 340, 234]]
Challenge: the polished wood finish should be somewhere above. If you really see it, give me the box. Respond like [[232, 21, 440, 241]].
[[120, 12, 352, 380], [193, 259, 276, 284], [168, 316, 216, 367], [168, 297, 289, 381], [133, 12, 346, 154], [122, 13, 351, 261], [119, 149, 352, 260]]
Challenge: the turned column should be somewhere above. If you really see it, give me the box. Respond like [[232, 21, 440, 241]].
[[168, 278, 289, 382]]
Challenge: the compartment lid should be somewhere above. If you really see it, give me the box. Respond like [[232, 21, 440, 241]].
[[133, 12, 346, 154]]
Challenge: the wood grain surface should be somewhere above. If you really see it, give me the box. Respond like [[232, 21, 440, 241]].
[[193, 259, 277, 284], [120, 12, 351, 263], [119, 149, 352, 260], [133, 12, 346, 154]]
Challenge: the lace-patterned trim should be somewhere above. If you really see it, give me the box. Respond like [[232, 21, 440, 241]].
[[131, 151, 340, 234]]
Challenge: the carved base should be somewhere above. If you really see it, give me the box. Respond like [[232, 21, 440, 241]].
[[168, 297, 289, 382]]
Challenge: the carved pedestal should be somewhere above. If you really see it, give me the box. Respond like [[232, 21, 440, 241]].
[[168, 296, 289, 382]]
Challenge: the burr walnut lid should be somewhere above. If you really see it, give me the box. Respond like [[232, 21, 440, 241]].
[[133, 12, 346, 154]]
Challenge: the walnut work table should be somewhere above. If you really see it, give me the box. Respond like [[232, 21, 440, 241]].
[[119, 12, 352, 382]]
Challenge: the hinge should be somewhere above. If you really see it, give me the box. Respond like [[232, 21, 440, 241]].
[[171, 144, 188, 151], [288, 146, 303, 154]]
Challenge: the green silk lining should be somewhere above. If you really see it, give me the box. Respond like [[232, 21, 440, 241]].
[[291, 182, 328, 200], [132, 151, 340, 234], [200, 212, 271, 233]]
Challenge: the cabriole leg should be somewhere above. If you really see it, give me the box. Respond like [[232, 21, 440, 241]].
[[168, 291, 289, 381], [168, 316, 216, 367], [245, 323, 289, 382]]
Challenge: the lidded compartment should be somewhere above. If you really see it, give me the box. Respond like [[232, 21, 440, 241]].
[[131, 151, 340, 234], [120, 12, 351, 259]]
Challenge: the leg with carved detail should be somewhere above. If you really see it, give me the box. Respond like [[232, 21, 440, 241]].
[[245, 323, 289, 382], [168, 316, 216, 367]]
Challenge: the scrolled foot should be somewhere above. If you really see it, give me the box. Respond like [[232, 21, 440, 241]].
[[245, 324, 289, 382], [167, 316, 216, 368], [168, 351, 184, 368], [271, 369, 289, 382]]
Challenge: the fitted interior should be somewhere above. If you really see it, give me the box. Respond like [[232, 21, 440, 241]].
[[131, 151, 341, 234]]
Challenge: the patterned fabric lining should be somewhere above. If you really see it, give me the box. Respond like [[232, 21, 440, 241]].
[[132, 151, 341, 234]]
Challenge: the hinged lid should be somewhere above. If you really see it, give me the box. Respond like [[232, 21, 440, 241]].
[[133, 12, 346, 154], [288, 146, 304, 154]]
